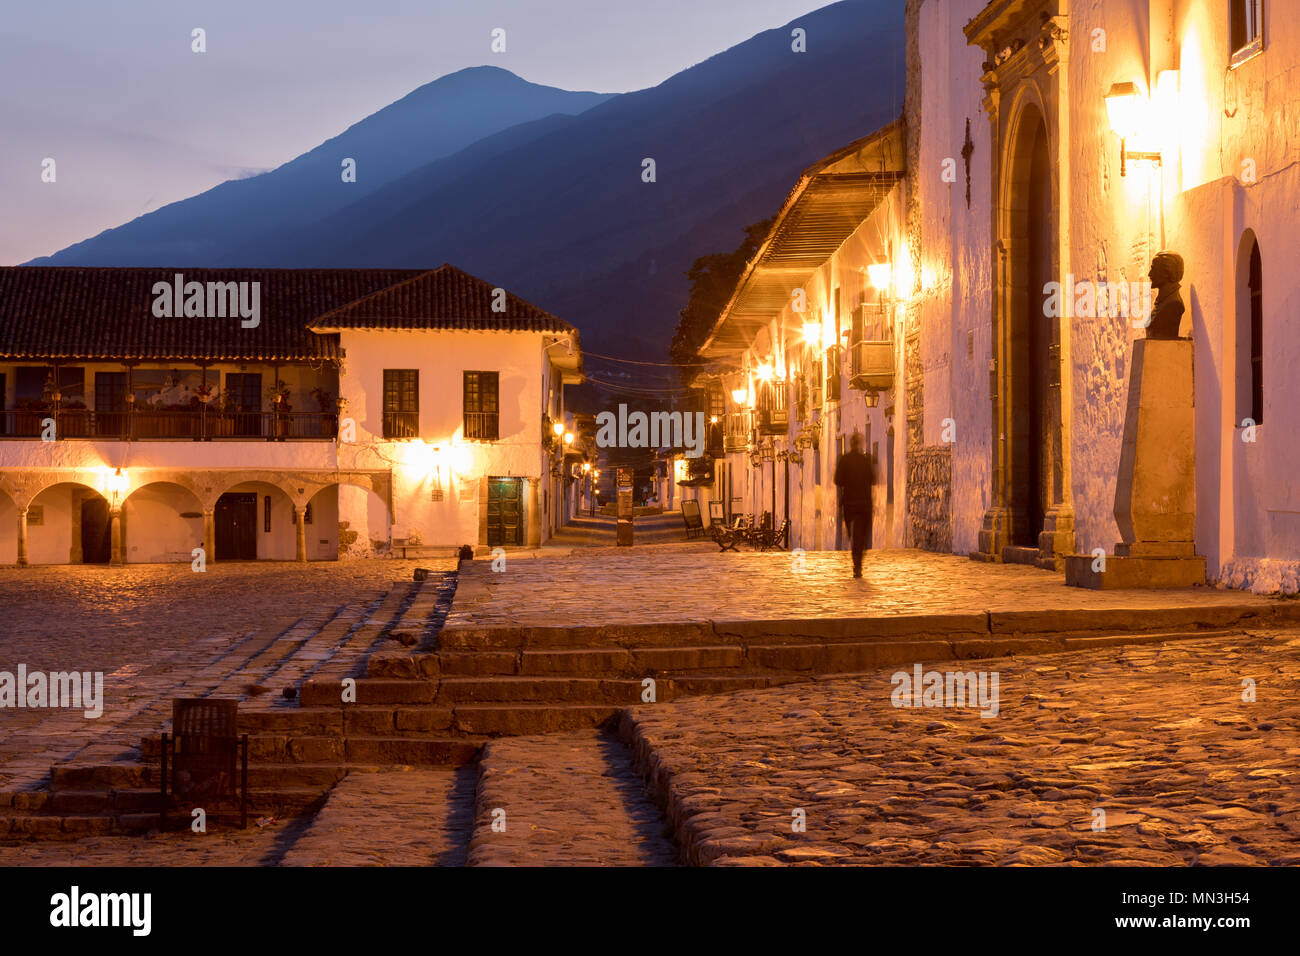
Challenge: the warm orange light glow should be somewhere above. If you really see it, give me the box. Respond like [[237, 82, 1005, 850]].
[[552, 421, 565, 437], [105, 467, 129, 500], [730, 387, 748, 404], [1105, 81, 1143, 139], [756, 363, 774, 382], [867, 262, 891, 291], [802, 322, 822, 347]]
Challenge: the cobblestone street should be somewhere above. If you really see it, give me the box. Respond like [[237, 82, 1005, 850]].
[[449, 546, 1279, 628], [1, 546, 1296, 866], [624, 631, 1300, 866], [0, 560, 454, 791]]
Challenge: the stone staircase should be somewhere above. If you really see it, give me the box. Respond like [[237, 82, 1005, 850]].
[[0, 572, 469, 837]]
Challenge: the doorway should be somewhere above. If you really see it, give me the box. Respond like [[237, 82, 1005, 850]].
[[1006, 108, 1054, 550], [215, 492, 258, 560], [80, 497, 112, 563], [487, 479, 523, 547]]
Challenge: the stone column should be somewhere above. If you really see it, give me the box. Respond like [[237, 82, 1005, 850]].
[[203, 509, 216, 564], [526, 477, 541, 548], [295, 506, 307, 563], [16, 509, 28, 567], [109, 507, 123, 566]]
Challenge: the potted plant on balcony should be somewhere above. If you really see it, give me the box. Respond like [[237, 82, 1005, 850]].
[[268, 380, 292, 439], [309, 386, 343, 438]]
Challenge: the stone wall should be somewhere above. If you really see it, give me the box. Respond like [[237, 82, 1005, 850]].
[[907, 445, 952, 552]]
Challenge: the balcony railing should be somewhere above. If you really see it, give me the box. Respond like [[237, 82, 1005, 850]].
[[849, 340, 894, 391], [382, 410, 420, 439], [724, 411, 749, 453], [463, 410, 499, 441], [755, 407, 788, 435], [0, 408, 339, 441]]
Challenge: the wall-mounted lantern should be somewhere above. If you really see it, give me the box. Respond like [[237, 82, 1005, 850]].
[[1105, 81, 1162, 177]]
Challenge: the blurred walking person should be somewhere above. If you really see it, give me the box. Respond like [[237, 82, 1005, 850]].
[[834, 432, 876, 578]]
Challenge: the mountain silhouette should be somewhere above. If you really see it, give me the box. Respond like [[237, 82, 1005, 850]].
[[31, 1, 905, 356]]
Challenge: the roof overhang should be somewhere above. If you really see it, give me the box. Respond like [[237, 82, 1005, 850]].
[[698, 118, 906, 362]]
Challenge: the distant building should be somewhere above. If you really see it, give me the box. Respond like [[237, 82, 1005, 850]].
[[0, 264, 582, 564], [695, 0, 1297, 592]]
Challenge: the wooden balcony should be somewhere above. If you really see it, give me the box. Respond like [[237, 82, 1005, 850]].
[[849, 340, 894, 391], [0, 408, 338, 441], [724, 412, 749, 453], [755, 407, 789, 435]]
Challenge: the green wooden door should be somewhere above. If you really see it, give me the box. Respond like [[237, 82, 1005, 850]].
[[487, 479, 523, 547]]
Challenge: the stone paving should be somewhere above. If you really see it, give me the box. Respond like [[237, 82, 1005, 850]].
[[281, 768, 474, 867], [468, 730, 677, 866], [449, 547, 1280, 629], [0, 813, 315, 866], [621, 630, 1300, 866], [0, 560, 454, 791], [1, 543, 1295, 866]]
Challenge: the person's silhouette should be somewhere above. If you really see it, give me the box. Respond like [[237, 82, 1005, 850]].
[[834, 432, 876, 578]]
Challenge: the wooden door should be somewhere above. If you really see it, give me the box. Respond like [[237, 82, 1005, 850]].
[[487, 479, 523, 547], [215, 493, 258, 560]]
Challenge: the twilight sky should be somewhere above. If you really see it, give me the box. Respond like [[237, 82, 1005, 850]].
[[0, 0, 829, 265]]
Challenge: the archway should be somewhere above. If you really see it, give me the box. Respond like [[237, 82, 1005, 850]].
[[1235, 230, 1262, 428], [213, 480, 297, 561], [328, 481, 394, 557], [27, 481, 110, 565], [121, 481, 206, 564], [986, 99, 1064, 563]]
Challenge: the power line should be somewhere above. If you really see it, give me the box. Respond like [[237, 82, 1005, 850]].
[[580, 348, 728, 369]]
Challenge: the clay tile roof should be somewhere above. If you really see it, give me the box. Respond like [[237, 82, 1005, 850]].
[[0, 267, 423, 363], [307, 263, 579, 339]]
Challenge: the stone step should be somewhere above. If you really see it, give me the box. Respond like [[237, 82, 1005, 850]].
[[134, 733, 481, 766], [48, 760, 450, 793], [437, 605, 1288, 653], [299, 678, 439, 707], [45, 786, 325, 816], [450, 703, 622, 736]]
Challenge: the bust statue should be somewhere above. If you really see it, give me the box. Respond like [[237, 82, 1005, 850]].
[[1145, 251, 1185, 339]]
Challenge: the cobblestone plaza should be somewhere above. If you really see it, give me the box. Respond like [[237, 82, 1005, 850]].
[[0, 537, 1295, 866]]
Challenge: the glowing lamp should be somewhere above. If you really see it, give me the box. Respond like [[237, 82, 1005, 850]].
[[107, 468, 129, 504], [564, 432, 574, 445], [756, 364, 774, 382], [1104, 82, 1142, 138], [1104, 81, 1160, 176], [802, 322, 822, 347], [730, 387, 748, 404], [867, 262, 891, 291], [552, 421, 565, 437]]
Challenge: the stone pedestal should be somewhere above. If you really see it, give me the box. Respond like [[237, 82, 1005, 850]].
[[1066, 339, 1206, 588]]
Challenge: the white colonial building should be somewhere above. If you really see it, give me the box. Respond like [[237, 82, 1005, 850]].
[[692, 0, 1299, 593], [0, 264, 583, 565]]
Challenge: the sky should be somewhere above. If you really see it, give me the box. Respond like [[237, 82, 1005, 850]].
[[0, 0, 835, 265]]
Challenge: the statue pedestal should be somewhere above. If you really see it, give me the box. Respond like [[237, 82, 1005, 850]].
[[1066, 339, 1205, 589]]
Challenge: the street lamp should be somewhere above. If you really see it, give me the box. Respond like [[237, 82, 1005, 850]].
[[107, 467, 129, 506]]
